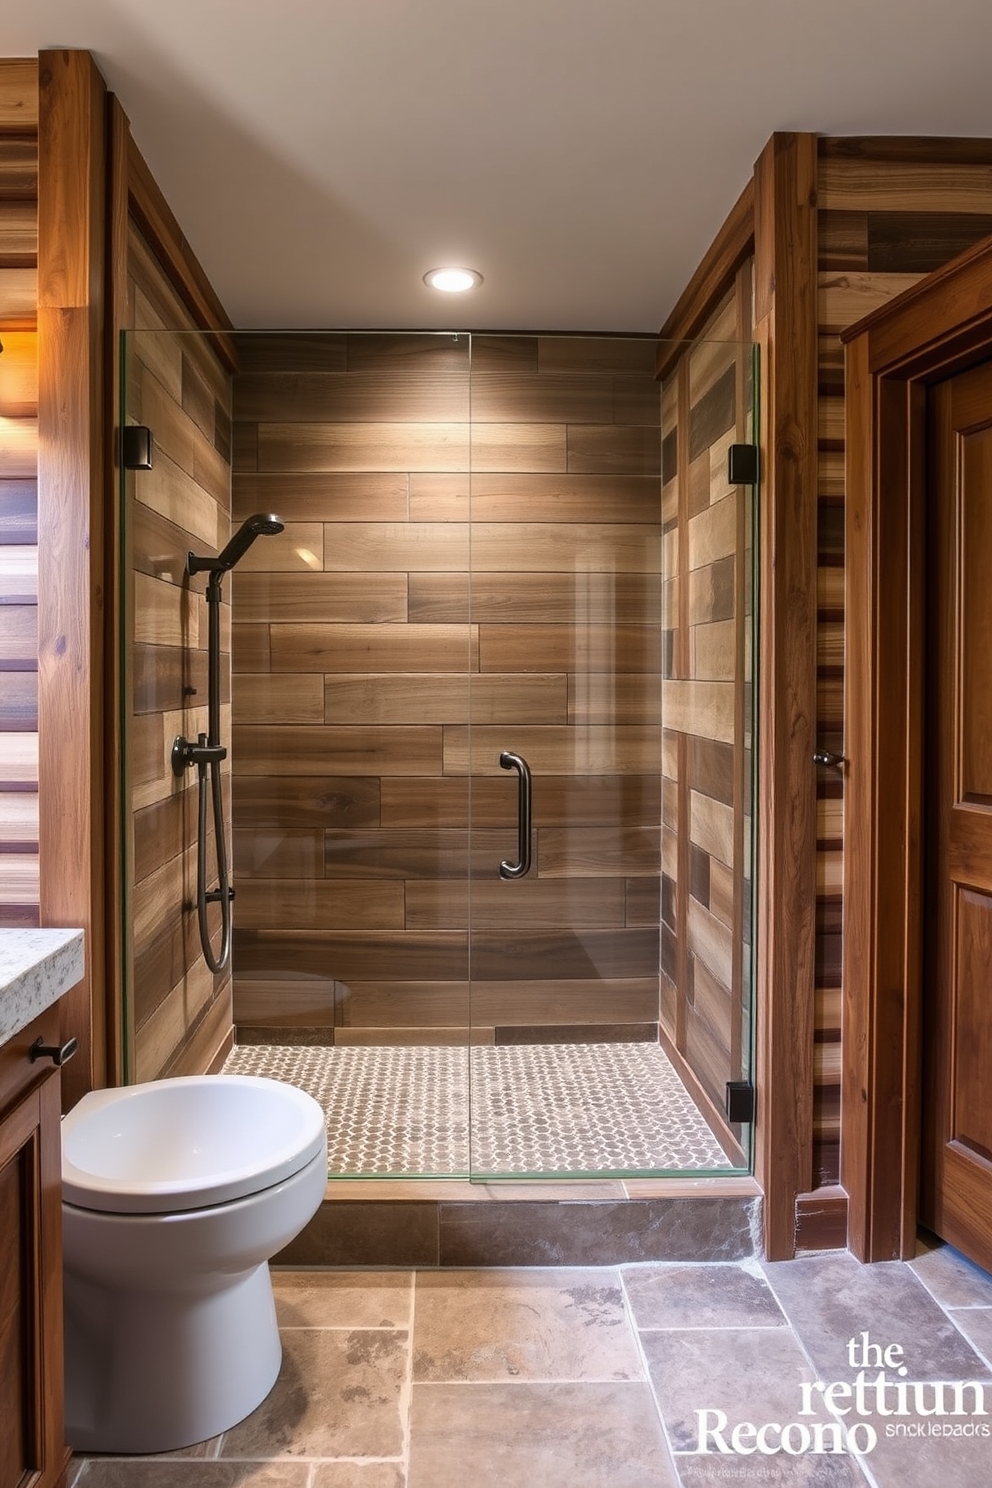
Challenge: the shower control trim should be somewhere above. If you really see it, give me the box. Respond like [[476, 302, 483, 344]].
[[172, 734, 227, 777], [499, 751, 533, 879]]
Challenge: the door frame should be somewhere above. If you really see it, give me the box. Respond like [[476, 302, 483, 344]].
[[842, 232, 992, 1261]]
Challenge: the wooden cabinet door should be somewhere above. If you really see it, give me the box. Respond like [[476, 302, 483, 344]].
[[0, 1019, 69, 1488], [923, 361, 992, 1273]]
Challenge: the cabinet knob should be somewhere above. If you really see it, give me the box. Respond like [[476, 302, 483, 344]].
[[29, 1036, 78, 1067]]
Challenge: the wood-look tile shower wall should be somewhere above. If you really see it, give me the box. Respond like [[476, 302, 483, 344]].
[[0, 61, 39, 927], [126, 229, 234, 1081], [229, 334, 662, 1042], [659, 277, 753, 1153]]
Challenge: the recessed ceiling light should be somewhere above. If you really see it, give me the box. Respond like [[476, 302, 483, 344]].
[[423, 267, 483, 293]]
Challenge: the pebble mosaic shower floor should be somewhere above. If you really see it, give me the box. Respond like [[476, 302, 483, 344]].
[[221, 1041, 735, 1175]]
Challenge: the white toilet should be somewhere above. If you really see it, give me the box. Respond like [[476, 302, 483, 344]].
[[61, 1074, 327, 1453]]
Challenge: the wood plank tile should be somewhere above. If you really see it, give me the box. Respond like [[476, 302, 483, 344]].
[[233, 521, 323, 572], [233, 929, 469, 981], [269, 623, 477, 673], [471, 522, 660, 572], [233, 976, 336, 1027], [687, 897, 734, 989], [475, 978, 659, 1025], [132, 498, 205, 587], [565, 424, 660, 475], [470, 371, 612, 423], [468, 473, 659, 523], [470, 928, 659, 980], [662, 679, 735, 744], [234, 332, 348, 373], [233, 826, 324, 879], [232, 775, 380, 829], [232, 622, 270, 672], [234, 369, 469, 422], [346, 332, 470, 372], [688, 555, 735, 625], [133, 570, 199, 648], [471, 335, 539, 372], [625, 877, 660, 927], [333, 980, 471, 1028], [567, 674, 660, 726], [233, 470, 408, 522], [537, 826, 660, 877], [233, 879, 405, 931], [321, 828, 509, 879], [257, 421, 470, 472], [0, 268, 36, 319], [136, 448, 220, 550], [232, 724, 442, 776], [0, 853, 38, 905], [380, 774, 659, 828], [232, 673, 325, 724], [470, 424, 567, 473], [409, 573, 661, 625], [320, 521, 468, 571], [408, 472, 467, 520], [690, 790, 735, 868], [866, 210, 992, 274], [690, 619, 736, 681], [480, 624, 659, 674], [231, 571, 407, 623], [537, 337, 658, 374], [405, 877, 626, 930], [688, 493, 736, 569], [443, 725, 661, 775], [323, 673, 565, 725]]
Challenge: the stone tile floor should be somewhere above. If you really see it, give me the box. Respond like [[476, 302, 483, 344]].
[[68, 1239, 992, 1487]]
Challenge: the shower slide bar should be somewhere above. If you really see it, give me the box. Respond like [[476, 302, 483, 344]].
[[172, 514, 284, 972], [498, 750, 532, 879]]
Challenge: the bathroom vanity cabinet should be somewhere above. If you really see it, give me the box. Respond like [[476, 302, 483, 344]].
[[0, 929, 84, 1488], [0, 1007, 72, 1488]]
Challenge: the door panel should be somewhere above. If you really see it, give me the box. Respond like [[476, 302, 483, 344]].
[[923, 362, 992, 1271]]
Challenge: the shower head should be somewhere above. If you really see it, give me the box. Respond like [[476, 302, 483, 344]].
[[187, 514, 285, 576]]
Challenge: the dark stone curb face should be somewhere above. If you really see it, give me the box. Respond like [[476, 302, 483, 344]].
[[277, 1194, 761, 1267]]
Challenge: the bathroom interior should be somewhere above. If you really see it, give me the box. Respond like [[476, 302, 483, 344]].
[[9, 26, 992, 1482]]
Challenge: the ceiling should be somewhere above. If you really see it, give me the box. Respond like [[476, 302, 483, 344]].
[[7, 0, 992, 332]]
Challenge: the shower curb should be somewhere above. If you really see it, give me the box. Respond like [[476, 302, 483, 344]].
[[275, 1179, 762, 1268]]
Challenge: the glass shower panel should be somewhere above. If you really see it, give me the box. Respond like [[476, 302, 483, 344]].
[[466, 332, 756, 1178], [227, 332, 473, 1177]]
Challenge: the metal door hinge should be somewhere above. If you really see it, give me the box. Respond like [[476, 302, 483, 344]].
[[727, 443, 758, 485], [726, 1081, 755, 1124]]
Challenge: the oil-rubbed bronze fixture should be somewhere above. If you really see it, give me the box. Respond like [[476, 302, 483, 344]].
[[172, 514, 284, 972]]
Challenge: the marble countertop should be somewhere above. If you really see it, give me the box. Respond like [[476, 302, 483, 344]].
[[0, 929, 85, 1047]]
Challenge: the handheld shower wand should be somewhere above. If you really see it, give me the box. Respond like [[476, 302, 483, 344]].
[[173, 514, 285, 972]]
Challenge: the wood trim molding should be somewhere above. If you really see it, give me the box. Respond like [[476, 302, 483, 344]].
[[657, 178, 754, 379], [752, 133, 820, 1260], [0, 58, 39, 130], [126, 133, 237, 364], [37, 49, 109, 1107], [842, 233, 992, 1261], [795, 1185, 849, 1252]]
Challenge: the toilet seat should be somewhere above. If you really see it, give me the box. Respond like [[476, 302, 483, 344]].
[[61, 1073, 326, 1213]]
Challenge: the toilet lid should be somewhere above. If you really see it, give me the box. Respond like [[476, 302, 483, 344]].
[[61, 1075, 327, 1213]]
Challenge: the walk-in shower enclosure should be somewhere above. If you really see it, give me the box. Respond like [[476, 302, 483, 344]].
[[119, 325, 756, 1182]]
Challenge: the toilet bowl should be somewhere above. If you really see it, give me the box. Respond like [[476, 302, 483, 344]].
[[61, 1074, 327, 1453]]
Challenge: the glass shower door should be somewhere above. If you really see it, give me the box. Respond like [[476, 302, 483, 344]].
[[466, 331, 756, 1179]]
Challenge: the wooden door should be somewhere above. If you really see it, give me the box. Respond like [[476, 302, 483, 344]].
[[922, 361, 992, 1272]]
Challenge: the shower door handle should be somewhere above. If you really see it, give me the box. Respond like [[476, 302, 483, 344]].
[[499, 751, 532, 879]]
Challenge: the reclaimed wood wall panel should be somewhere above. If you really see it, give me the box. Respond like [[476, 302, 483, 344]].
[[231, 332, 661, 1039], [811, 136, 992, 1188], [0, 63, 38, 928]]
